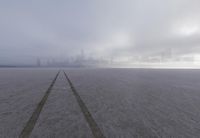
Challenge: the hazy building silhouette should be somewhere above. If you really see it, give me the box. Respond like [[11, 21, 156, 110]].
[[36, 58, 41, 67]]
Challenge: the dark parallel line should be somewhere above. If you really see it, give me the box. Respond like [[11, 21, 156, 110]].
[[63, 71, 106, 138], [19, 71, 60, 138]]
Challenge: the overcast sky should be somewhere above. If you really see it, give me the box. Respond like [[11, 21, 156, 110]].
[[0, 0, 200, 66]]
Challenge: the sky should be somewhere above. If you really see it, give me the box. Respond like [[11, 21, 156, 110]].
[[0, 0, 200, 67]]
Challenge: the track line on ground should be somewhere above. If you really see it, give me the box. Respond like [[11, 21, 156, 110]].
[[19, 71, 60, 138], [63, 71, 106, 138]]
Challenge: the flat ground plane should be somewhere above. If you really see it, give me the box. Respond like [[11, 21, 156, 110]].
[[0, 68, 200, 138]]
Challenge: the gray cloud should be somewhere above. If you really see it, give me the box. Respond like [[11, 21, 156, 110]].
[[0, 0, 200, 67]]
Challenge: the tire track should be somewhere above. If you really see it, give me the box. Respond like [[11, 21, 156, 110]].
[[19, 71, 60, 138], [63, 71, 105, 138]]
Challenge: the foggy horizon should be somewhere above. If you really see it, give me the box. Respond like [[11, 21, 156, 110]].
[[1, 1, 200, 137], [1, 0, 200, 68]]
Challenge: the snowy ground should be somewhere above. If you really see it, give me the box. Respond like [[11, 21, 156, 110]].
[[0, 68, 200, 138]]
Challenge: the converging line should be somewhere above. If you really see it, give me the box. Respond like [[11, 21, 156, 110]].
[[63, 71, 106, 138], [19, 71, 60, 138]]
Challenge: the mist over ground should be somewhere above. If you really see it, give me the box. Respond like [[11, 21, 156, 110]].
[[0, 0, 200, 68]]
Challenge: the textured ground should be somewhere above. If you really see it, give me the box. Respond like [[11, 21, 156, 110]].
[[0, 68, 200, 138], [66, 69, 200, 138], [30, 72, 92, 138], [0, 68, 57, 137]]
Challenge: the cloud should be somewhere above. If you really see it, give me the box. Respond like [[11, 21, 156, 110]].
[[0, 0, 200, 66]]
